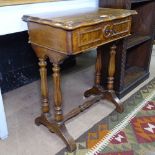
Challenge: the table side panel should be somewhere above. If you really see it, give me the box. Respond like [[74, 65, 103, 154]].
[[28, 22, 68, 54]]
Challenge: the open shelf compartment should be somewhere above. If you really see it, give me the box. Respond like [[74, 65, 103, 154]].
[[124, 66, 146, 87], [127, 35, 151, 49]]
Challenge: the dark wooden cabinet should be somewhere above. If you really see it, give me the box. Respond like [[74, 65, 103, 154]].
[[99, 0, 155, 98]]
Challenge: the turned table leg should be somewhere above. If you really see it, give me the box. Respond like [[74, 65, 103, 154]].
[[107, 45, 116, 91], [35, 55, 76, 152], [51, 62, 76, 151], [84, 44, 123, 113], [84, 48, 103, 97], [35, 58, 51, 126], [104, 45, 124, 113], [52, 63, 63, 123], [95, 49, 102, 87]]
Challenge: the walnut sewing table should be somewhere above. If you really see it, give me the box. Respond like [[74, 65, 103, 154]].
[[22, 8, 136, 152]]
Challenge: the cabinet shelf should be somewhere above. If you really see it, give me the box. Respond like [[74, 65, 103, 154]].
[[131, 0, 152, 3], [127, 35, 151, 49], [124, 66, 146, 87]]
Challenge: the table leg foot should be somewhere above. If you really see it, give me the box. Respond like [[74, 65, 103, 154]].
[[104, 91, 124, 113], [56, 124, 77, 152], [35, 115, 76, 152], [35, 115, 55, 133], [35, 117, 42, 126], [84, 86, 103, 97]]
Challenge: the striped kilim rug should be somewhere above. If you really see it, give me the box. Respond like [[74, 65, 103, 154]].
[[57, 78, 155, 155]]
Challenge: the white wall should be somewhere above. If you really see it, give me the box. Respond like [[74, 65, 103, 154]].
[[0, 89, 8, 139], [0, 0, 98, 139], [0, 0, 98, 35]]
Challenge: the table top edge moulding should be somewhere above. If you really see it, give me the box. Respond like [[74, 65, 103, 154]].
[[22, 7, 136, 152], [22, 8, 137, 30], [23, 8, 137, 55]]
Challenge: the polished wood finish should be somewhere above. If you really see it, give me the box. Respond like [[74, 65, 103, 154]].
[[99, 0, 155, 98], [39, 58, 50, 116], [107, 45, 116, 90], [64, 95, 102, 122], [23, 8, 136, 55], [105, 45, 123, 112], [23, 8, 135, 152], [84, 44, 123, 113], [84, 47, 104, 98], [52, 63, 63, 122]]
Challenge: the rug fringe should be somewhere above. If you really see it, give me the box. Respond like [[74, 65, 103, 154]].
[[86, 90, 155, 155]]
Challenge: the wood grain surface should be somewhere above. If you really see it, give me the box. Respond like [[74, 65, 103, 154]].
[[23, 8, 136, 30]]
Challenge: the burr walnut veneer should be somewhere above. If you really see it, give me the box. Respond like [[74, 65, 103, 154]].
[[22, 8, 136, 152]]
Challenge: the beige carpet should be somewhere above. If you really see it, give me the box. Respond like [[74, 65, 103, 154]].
[[0, 46, 155, 155]]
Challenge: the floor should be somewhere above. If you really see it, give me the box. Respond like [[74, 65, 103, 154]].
[[0, 46, 155, 155]]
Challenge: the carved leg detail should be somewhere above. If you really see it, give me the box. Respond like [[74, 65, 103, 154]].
[[52, 64, 63, 123], [105, 45, 124, 113], [35, 115, 54, 133], [95, 48, 102, 86], [84, 48, 104, 97], [35, 50, 76, 152], [54, 124, 77, 152], [84, 87, 102, 97], [35, 115, 76, 152], [107, 45, 116, 91], [104, 91, 124, 113], [38, 58, 50, 117]]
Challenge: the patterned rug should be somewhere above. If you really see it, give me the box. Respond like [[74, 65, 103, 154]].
[[57, 78, 155, 155]]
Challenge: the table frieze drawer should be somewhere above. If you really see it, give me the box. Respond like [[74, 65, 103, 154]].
[[72, 24, 103, 53], [103, 18, 131, 39], [73, 17, 131, 53]]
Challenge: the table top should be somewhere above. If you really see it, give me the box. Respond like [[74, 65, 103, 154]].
[[22, 7, 136, 30]]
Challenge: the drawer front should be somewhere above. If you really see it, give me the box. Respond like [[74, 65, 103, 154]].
[[103, 18, 131, 39], [72, 24, 103, 54], [72, 17, 131, 54]]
